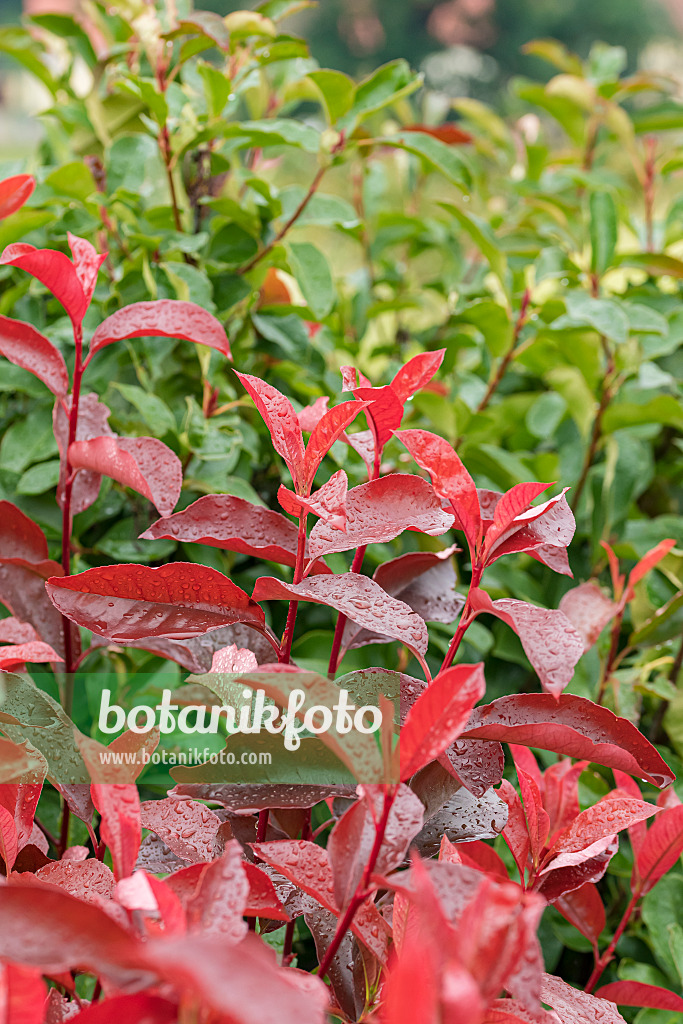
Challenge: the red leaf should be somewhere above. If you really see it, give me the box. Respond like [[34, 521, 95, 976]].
[[556, 883, 605, 947], [0, 501, 49, 562], [404, 124, 473, 145], [0, 619, 39, 644], [0, 244, 89, 326], [483, 482, 554, 551], [483, 491, 575, 576], [636, 802, 683, 892], [211, 644, 258, 672], [54, 393, 115, 515], [142, 493, 328, 574], [456, 840, 509, 880], [499, 779, 531, 880], [308, 474, 454, 560], [541, 974, 626, 1023], [468, 589, 584, 697], [543, 759, 588, 841], [34, 859, 116, 904], [91, 783, 141, 880], [68, 436, 182, 517], [559, 582, 617, 651], [298, 395, 329, 432], [1, 963, 45, 1024], [303, 400, 367, 485], [0, 314, 69, 396], [140, 796, 221, 863], [0, 174, 35, 219], [88, 300, 231, 363], [353, 385, 405, 454], [442, 737, 505, 797], [390, 349, 446, 404], [242, 861, 290, 920], [463, 693, 673, 788], [399, 664, 485, 780], [253, 572, 429, 660], [548, 793, 658, 863], [397, 429, 481, 556], [595, 981, 683, 1012], [516, 766, 549, 866], [67, 233, 107, 308], [235, 372, 305, 490], [278, 469, 348, 529], [627, 538, 676, 592], [58, 995, 179, 1024], [0, 804, 18, 871], [535, 838, 618, 902], [341, 366, 371, 391], [187, 840, 248, 943], [0, 641, 61, 670], [46, 562, 265, 642]]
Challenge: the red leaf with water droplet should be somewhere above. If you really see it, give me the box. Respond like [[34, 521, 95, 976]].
[[595, 981, 683, 1012], [341, 366, 371, 391], [67, 233, 107, 308], [541, 974, 626, 1023], [0, 244, 89, 326], [353, 385, 404, 454], [187, 840, 249, 943], [636, 802, 683, 892], [499, 779, 531, 881], [515, 764, 549, 867], [34, 859, 116, 905], [559, 582, 617, 651], [535, 838, 618, 902], [243, 861, 290, 921], [0, 314, 69, 396], [235, 372, 305, 491], [140, 796, 222, 864], [397, 429, 481, 556], [211, 643, 258, 672], [142, 493, 329, 574], [278, 469, 348, 529], [0, 619, 39, 644], [627, 538, 676, 596], [398, 664, 485, 780], [298, 395, 329, 432], [483, 491, 575, 576], [52, 995, 180, 1024], [0, 174, 35, 219], [253, 573, 429, 660], [54, 392, 115, 515], [0, 963, 45, 1024], [0, 804, 18, 871], [0, 641, 61, 670], [556, 883, 605, 948], [543, 759, 588, 842], [308, 474, 453, 560], [91, 783, 141, 880], [304, 401, 367, 485], [546, 793, 658, 867], [88, 300, 231, 363], [482, 482, 554, 549], [468, 589, 584, 698], [46, 562, 265, 642], [462, 693, 673, 788], [390, 349, 446, 403], [68, 436, 182, 517]]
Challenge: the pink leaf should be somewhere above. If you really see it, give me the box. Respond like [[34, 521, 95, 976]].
[[0, 804, 18, 871], [211, 644, 258, 672], [535, 838, 618, 902], [187, 840, 249, 944], [399, 664, 485, 780], [67, 233, 107, 308], [1, 963, 45, 1024], [0, 174, 35, 219], [516, 766, 550, 866], [88, 300, 231, 362], [595, 981, 683, 1012], [303, 400, 367, 485], [235, 372, 305, 491], [390, 349, 445, 403], [0, 244, 88, 326], [34, 859, 116, 904], [0, 619, 39, 644], [253, 573, 428, 660], [462, 693, 674, 788], [308, 474, 454, 560], [278, 469, 348, 529], [468, 589, 584, 697], [68, 436, 182, 517], [483, 481, 554, 550], [46, 563, 265, 642], [556, 883, 605, 947], [0, 641, 61, 670], [547, 793, 659, 860], [140, 796, 222, 863], [559, 582, 617, 651], [0, 315, 69, 396], [483, 492, 575, 576], [141, 493, 329, 574], [298, 395, 329, 432], [541, 974, 626, 1023], [353, 385, 404, 453], [53, 393, 115, 515], [341, 366, 371, 390], [636, 802, 683, 892], [91, 783, 141, 880], [397, 429, 481, 556]]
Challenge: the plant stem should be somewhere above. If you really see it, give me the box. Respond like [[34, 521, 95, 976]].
[[477, 290, 531, 415], [238, 165, 326, 275], [160, 125, 183, 233], [317, 785, 396, 980], [439, 565, 482, 674], [596, 613, 623, 705], [279, 514, 307, 663], [585, 888, 640, 992], [571, 337, 616, 512], [60, 323, 84, 705], [327, 543, 367, 678]]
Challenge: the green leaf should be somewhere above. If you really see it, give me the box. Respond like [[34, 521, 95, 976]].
[[17, 460, 61, 496], [630, 591, 683, 646], [590, 191, 617, 276], [307, 69, 355, 124], [111, 383, 177, 437], [643, 875, 683, 982], [526, 392, 567, 438], [277, 187, 359, 228], [28, 12, 98, 67], [209, 223, 259, 268], [441, 203, 507, 287], [162, 262, 215, 309], [198, 62, 232, 119], [287, 241, 334, 319], [381, 132, 471, 189], [256, 0, 315, 21], [521, 39, 584, 75], [553, 291, 630, 345], [96, 519, 176, 563], [617, 252, 683, 279], [0, 26, 58, 96], [602, 396, 683, 433], [46, 161, 96, 202], [223, 119, 320, 153], [345, 59, 419, 123]]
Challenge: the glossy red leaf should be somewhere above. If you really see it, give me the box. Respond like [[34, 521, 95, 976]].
[[353, 385, 404, 453], [140, 796, 221, 864], [54, 392, 115, 515], [628, 537, 676, 590], [0, 804, 18, 871], [516, 766, 549, 867], [57, 995, 179, 1024], [543, 759, 588, 841], [442, 737, 505, 797], [88, 300, 231, 363], [0, 244, 89, 326], [67, 232, 107, 308], [462, 693, 674, 788], [68, 436, 182, 517], [243, 861, 290, 920], [0, 314, 69, 397], [278, 469, 348, 529], [253, 572, 429, 660], [548, 793, 658, 863], [0, 780, 42, 849], [468, 589, 584, 697], [298, 395, 329, 432], [595, 981, 683, 1012], [0, 641, 61, 670], [535, 838, 618, 902], [46, 562, 265, 642], [541, 974, 626, 1023], [499, 779, 531, 880], [187, 840, 249, 943], [34, 859, 116, 904], [211, 643, 258, 672], [0, 619, 39, 644], [636, 802, 683, 892], [559, 582, 617, 651], [483, 491, 575, 576], [235, 372, 305, 490], [0, 963, 45, 1024], [390, 349, 446, 404], [91, 623, 274, 674], [0, 501, 48, 562], [341, 366, 371, 391], [91, 783, 141, 880], [142, 493, 328, 574], [399, 664, 485, 780], [397, 429, 481, 556], [404, 123, 473, 144], [0, 173, 35, 219], [483, 482, 554, 550], [556, 883, 605, 948], [303, 400, 366, 485], [308, 474, 454, 560]]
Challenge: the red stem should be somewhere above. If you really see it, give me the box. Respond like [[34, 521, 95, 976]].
[[279, 514, 307, 663], [239, 166, 327, 275], [439, 565, 482, 674], [327, 543, 367, 678]]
